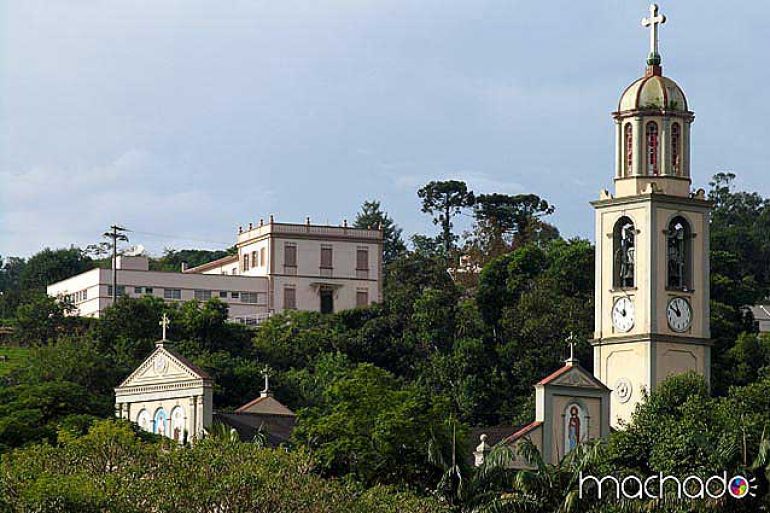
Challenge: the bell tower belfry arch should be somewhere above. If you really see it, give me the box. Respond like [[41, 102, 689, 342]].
[[591, 4, 712, 427]]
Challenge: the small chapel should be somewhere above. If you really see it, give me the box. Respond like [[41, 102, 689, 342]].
[[114, 315, 296, 445], [474, 4, 712, 468]]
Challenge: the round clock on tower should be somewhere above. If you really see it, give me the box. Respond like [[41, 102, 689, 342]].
[[591, 4, 712, 427]]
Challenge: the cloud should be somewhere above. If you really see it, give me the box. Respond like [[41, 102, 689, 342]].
[[0, 149, 263, 257]]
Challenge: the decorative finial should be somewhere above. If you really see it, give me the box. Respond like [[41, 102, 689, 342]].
[[159, 313, 170, 343], [642, 4, 666, 67]]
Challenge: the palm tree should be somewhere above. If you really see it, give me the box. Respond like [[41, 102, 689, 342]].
[[431, 433, 605, 513]]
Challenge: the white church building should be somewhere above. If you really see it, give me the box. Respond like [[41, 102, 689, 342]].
[[48, 217, 383, 324], [115, 317, 297, 445]]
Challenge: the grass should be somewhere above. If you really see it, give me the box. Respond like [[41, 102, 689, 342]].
[[0, 345, 31, 377]]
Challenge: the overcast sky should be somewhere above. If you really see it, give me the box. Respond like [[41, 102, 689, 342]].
[[2, 1, 768, 257]]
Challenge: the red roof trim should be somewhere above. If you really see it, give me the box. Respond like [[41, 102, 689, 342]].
[[505, 421, 543, 443], [537, 365, 572, 385]]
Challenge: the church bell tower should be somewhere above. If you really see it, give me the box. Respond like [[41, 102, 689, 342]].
[[592, 4, 712, 427]]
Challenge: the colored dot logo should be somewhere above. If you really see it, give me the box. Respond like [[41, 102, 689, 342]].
[[728, 475, 757, 499]]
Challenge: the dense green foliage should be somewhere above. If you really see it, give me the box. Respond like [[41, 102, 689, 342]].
[[1, 174, 770, 511], [0, 420, 441, 513]]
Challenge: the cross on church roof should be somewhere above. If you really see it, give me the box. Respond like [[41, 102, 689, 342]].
[[642, 3, 667, 66], [159, 313, 170, 342]]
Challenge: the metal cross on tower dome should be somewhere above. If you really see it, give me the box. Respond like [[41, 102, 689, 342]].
[[642, 4, 667, 66]]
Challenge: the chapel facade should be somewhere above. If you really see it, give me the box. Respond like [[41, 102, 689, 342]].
[[115, 316, 296, 444]]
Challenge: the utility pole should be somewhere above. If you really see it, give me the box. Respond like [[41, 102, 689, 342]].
[[103, 225, 129, 304]]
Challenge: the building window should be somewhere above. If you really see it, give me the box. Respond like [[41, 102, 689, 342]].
[[251, 251, 257, 268], [231, 291, 240, 299], [284, 287, 297, 310], [144, 287, 153, 295], [624, 123, 633, 177], [646, 121, 659, 175], [671, 122, 682, 176], [613, 217, 635, 288], [284, 243, 297, 268], [356, 247, 369, 270], [219, 291, 228, 298], [134, 286, 142, 294], [260, 247, 266, 267], [241, 292, 258, 304], [70, 289, 89, 304], [108, 285, 126, 297], [243, 254, 250, 272], [667, 216, 692, 290], [356, 289, 369, 307], [320, 245, 333, 269], [164, 288, 182, 300], [194, 290, 211, 301]]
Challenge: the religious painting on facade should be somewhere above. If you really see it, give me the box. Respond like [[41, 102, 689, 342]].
[[564, 403, 586, 454]]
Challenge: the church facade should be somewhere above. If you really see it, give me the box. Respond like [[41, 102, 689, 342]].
[[475, 3, 712, 467], [115, 338, 214, 443], [115, 316, 296, 444]]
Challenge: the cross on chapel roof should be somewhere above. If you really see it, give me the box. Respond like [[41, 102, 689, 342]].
[[260, 366, 272, 398], [565, 332, 579, 366]]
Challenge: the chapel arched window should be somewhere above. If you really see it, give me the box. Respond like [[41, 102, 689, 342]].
[[667, 216, 692, 289], [154, 408, 168, 437], [613, 217, 635, 288], [624, 123, 634, 176], [171, 406, 185, 443], [671, 122, 682, 175], [646, 121, 659, 175]]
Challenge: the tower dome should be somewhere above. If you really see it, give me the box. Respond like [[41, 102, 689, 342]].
[[618, 73, 688, 113]]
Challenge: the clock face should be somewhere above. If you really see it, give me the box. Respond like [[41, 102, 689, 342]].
[[667, 297, 692, 333], [611, 297, 635, 333]]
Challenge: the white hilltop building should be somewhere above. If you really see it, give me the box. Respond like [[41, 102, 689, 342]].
[[48, 217, 383, 324]]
